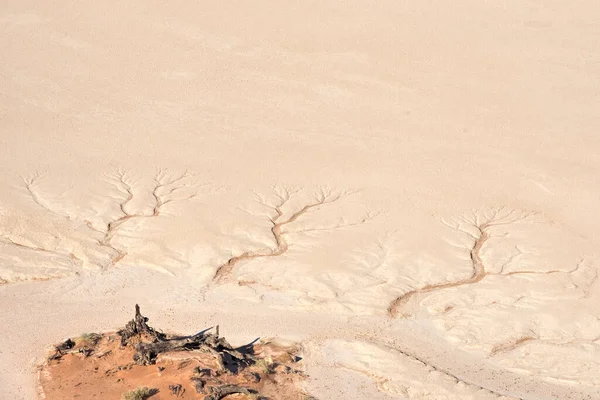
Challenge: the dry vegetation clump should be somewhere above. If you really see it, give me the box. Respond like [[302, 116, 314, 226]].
[[122, 386, 158, 400], [38, 305, 312, 400]]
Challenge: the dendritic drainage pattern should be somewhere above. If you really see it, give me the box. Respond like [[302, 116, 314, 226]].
[[0, 172, 377, 288]]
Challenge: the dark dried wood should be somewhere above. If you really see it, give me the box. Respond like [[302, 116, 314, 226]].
[[118, 305, 255, 371], [117, 304, 166, 346], [58, 338, 75, 351], [168, 384, 184, 397], [205, 384, 254, 400], [190, 377, 206, 394], [49, 338, 75, 360], [78, 347, 93, 357]]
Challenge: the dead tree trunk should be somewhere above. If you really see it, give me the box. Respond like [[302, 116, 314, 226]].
[[117, 304, 166, 346], [117, 305, 255, 371]]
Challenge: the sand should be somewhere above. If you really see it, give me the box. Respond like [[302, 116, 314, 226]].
[[38, 308, 308, 399], [1, 1, 600, 399]]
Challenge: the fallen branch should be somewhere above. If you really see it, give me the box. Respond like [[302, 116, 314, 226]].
[[49, 338, 75, 360]]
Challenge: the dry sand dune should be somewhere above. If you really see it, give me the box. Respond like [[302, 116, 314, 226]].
[[2, 1, 600, 399]]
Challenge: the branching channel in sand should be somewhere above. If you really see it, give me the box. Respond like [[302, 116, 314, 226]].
[[489, 319, 600, 357], [2, 174, 375, 286], [387, 208, 587, 318], [213, 186, 376, 285], [6, 169, 208, 271], [0, 232, 82, 266], [96, 169, 208, 266]]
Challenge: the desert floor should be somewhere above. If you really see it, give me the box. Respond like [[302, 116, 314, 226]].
[[1, 1, 600, 399]]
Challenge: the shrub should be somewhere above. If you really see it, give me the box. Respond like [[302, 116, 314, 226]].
[[121, 387, 158, 400], [78, 333, 102, 345]]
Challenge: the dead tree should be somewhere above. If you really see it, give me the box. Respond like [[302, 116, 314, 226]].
[[117, 305, 255, 372], [117, 304, 166, 346]]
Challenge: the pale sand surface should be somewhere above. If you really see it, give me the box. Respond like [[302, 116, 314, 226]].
[[1, 1, 600, 399]]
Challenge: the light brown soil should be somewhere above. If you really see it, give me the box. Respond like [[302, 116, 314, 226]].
[[38, 333, 308, 400]]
